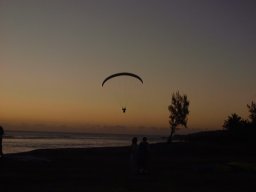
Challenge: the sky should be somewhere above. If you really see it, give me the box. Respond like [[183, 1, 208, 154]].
[[1, 0, 256, 135]]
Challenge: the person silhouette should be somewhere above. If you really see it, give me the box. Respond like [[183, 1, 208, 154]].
[[122, 107, 126, 113], [130, 137, 138, 174], [137, 137, 150, 174], [0, 126, 4, 158]]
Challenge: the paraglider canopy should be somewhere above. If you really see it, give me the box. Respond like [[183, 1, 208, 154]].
[[102, 72, 143, 87]]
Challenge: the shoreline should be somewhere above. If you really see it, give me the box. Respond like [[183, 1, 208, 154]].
[[2, 130, 166, 154]]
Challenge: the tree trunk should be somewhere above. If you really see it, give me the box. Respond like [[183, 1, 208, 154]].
[[168, 126, 175, 143]]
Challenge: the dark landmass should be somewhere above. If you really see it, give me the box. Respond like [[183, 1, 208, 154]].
[[1, 131, 256, 192]]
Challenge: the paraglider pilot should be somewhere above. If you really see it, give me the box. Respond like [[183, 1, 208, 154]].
[[122, 107, 126, 113]]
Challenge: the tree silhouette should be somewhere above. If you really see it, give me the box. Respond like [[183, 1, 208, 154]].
[[247, 101, 256, 126], [168, 91, 189, 142], [223, 113, 243, 132]]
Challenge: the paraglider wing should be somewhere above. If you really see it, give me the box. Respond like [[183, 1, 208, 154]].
[[102, 72, 143, 87]]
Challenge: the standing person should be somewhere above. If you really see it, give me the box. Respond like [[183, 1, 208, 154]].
[[130, 137, 138, 174], [0, 126, 4, 158], [138, 137, 150, 174]]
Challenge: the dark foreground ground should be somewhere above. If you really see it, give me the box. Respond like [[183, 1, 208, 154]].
[[1, 141, 256, 192]]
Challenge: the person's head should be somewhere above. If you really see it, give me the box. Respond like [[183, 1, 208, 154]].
[[132, 137, 137, 144], [143, 137, 147, 142]]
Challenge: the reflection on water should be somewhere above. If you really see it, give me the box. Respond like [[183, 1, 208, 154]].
[[3, 131, 165, 154]]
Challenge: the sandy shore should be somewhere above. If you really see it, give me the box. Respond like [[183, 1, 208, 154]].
[[0, 142, 256, 192]]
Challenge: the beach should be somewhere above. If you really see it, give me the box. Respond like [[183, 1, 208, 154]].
[[1, 141, 255, 192]]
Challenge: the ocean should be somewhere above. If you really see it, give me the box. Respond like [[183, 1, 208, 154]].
[[3, 130, 165, 154]]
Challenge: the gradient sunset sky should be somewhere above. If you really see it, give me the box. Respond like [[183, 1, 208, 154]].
[[1, 0, 256, 134]]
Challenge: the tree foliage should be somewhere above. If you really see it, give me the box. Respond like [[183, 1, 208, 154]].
[[223, 113, 244, 131], [223, 101, 256, 133], [247, 101, 256, 125], [168, 91, 189, 142]]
